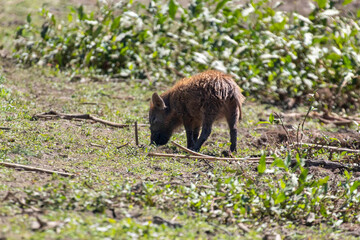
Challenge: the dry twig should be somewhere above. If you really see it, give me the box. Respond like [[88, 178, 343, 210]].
[[79, 102, 105, 106], [89, 143, 105, 148], [32, 110, 148, 128], [0, 162, 75, 177], [274, 112, 294, 151], [148, 152, 359, 171], [134, 121, 139, 146], [116, 143, 129, 149], [296, 103, 313, 146], [147, 152, 274, 163], [171, 141, 213, 168], [171, 141, 208, 157]]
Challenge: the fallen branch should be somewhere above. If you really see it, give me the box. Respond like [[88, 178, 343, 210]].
[[148, 153, 360, 171], [171, 141, 209, 157], [148, 152, 274, 163], [0, 127, 11, 130], [32, 110, 148, 128], [295, 142, 360, 154], [171, 141, 214, 168], [0, 162, 75, 177]]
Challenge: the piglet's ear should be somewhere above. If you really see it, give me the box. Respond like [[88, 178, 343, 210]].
[[152, 93, 166, 110]]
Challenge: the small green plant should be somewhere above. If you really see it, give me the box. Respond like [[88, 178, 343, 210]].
[[6, 156, 360, 227]]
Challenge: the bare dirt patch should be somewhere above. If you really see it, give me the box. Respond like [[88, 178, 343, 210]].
[[255, 126, 360, 149]]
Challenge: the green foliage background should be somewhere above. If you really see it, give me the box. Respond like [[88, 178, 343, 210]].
[[13, 0, 360, 110]]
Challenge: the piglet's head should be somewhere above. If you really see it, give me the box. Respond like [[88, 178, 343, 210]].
[[149, 93, 172, 146]]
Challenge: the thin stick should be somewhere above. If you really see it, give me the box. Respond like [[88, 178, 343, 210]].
[[148, 153, 360, 171], [79, 102, 105, 106], [89, 143, 105, 148], [295, 143, 360, 154], [0, 127, 11, 130], [0, 162, 75, 177], [171, 141, 208, 157], [171, 141, 214, 168], [297, 104, 313, 145], [274, 112, 295, 153], [147, 152, 274, 163], [116, 143, 129, 149], [134, 121, 139, 146], [294, 102, 314, 156], [32, 110, 148, 128], [274, 112, 292, 143]]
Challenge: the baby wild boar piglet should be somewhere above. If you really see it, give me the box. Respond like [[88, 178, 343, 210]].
[[149, 70, 245, 152]]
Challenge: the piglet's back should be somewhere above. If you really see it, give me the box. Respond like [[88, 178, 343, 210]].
[[163, 70, 245, 117]]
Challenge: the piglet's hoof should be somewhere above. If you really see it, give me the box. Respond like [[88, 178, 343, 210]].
[[221, 150, 234, 158]]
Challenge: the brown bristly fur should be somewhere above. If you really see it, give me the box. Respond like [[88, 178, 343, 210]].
[[149, 70, 245, 152]]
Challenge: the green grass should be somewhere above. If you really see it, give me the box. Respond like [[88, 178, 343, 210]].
[[1, 0, 360, 239], [0, 55, 359, 240]]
